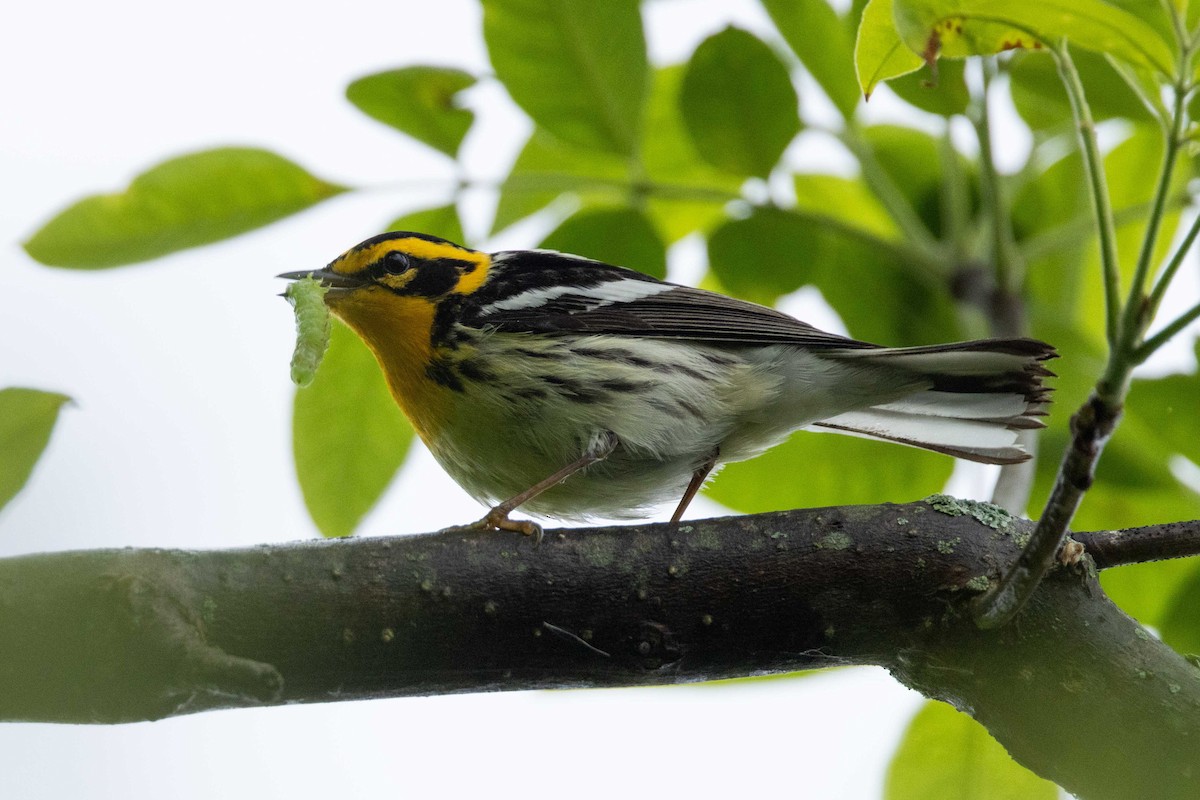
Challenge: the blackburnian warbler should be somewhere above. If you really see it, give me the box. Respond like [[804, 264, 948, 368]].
[[280, 231, 1055, 538]]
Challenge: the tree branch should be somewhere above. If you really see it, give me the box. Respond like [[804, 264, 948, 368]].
[[1074, 520, 1200, 569], [1, 502, 1198, 799]]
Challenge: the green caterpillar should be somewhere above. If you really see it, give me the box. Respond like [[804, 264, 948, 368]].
[[284, 277, 331, 387]]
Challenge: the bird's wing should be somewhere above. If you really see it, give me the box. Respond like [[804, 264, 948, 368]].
[[466, 250, 876, 350]]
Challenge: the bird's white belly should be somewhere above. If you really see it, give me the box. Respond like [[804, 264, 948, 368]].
[[424, 335, 802, 520]]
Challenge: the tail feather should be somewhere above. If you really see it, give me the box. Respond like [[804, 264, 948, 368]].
[[818, 337, 1056, 464]]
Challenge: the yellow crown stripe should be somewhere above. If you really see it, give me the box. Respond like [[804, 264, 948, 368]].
[[331, 236, 488, 276], [452, 251, 491, 295]]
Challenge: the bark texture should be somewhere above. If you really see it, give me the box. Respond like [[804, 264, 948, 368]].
[[1, 500, 1197, 799]]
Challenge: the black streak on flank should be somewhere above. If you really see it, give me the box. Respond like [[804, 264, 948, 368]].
[[457, 359, 494, 383], [541, 375, 604, 404], [426, 359, 465, 392]]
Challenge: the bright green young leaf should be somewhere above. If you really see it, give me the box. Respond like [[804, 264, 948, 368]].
[[886, 701, 1058, 799], [886, 58, 970, 116], [709, 432, 954, 513], [762, 0, 861, 118], [708, 208, 820, 306], [293, 323, 414, 537], [641, 65, 744, 242], [0, 388, 70, 515], [855, 0, 924, 97], [680, 27, 801, 178], [491, 128, 629, 235], [25, 148, 345, 269], [384, 204, 466, 246], [483, 0, 647, 156], [891, 0, 1176, 77], [346, 67, 476, 158], [540, 207, 666, 279]]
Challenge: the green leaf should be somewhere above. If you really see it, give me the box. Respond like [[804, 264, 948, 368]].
[[707, 208, 819, 306], [1127, 361, 1200, 467], [1018, 151, 1091, 329], [1102, 558, 1200, 633], [25, 148, 345, 269], [862, 124, 972, 239], [855, 0, 925, 97], [680, 27, 802, 178], [708, 201, 957, 344], [891, 0, 1176, 77], [346, 67, 476, 158], [641, 65, 744, 242], [886, 58, 970, 116], [1009, 49, 1156, 130], [293, 323, 414, 537], [815, 251, 960, 346], [762, 0, 861, 118], [483, 0, 647, 156], [1157, 563, 1200, 656], [492, 128, 629, 235], [539, 207, 666, 279], [886, 701, 1058, 799], [492, 65, 743, 242], [383, 204, 466, 246], [0, 388, 70, 515], [709, 433, 954, 513], [792, 173, 899, 239]]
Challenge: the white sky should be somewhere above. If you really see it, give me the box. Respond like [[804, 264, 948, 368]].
[[6, 0, 1192, 798]]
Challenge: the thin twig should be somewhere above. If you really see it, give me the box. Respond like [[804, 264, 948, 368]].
[[974, 395, 1124, 628], [972, 58, 1024, 297], [1076, 520, 1200, 569], [973, 44, 1130, 629]]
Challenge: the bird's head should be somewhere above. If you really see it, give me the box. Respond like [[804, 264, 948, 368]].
[[279, 231, 491, 305]]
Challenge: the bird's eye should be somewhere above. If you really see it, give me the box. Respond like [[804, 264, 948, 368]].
[[382, 251, 411, 274]]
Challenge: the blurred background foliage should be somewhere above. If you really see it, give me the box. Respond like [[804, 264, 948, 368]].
[[9, 0, 1200, 793]]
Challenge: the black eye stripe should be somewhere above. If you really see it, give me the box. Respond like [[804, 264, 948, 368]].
[[369, 255, 481, 291]]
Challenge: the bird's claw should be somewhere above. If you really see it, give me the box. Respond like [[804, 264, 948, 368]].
[[441, 509, 544, 546]]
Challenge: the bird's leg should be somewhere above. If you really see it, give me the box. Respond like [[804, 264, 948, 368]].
[[670, 448, 719, 525], [449, 431, 620, 543]]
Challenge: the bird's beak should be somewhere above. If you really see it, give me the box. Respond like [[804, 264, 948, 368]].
[[276, 268, 367, 290]]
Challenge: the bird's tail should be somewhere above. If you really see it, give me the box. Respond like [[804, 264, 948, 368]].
[[815, 338, 1057, 465]]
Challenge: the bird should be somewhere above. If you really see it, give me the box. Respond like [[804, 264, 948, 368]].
[[280, 231, 1055, 539]]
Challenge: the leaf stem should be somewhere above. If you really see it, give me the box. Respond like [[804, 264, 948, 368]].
[[971, 58, 1023, 296], [1122, 81, 1187, 345], [1053, 44, 1122, 349], [1147, 207, 1200, 313], [1136, 300, 1200, 360]]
